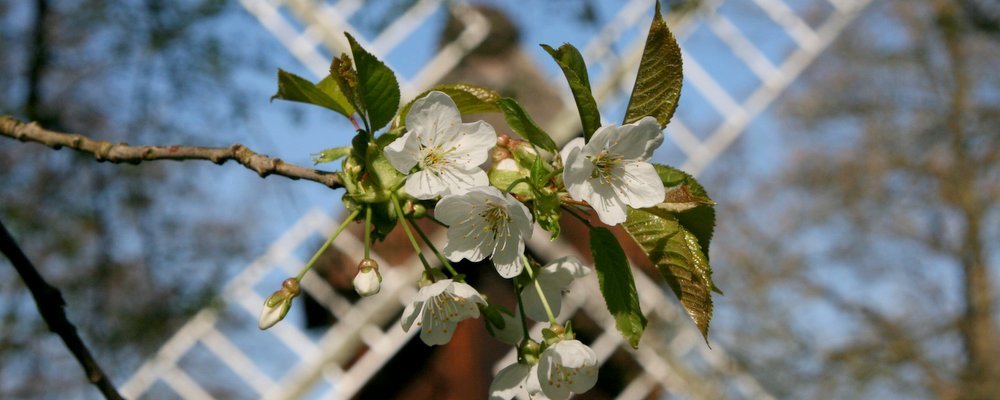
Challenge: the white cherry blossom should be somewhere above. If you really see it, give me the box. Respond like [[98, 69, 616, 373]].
[[436, 186, 533, 278], [560, 116, 665, 225], [537, 340, 599, 399], [401, 279, 486, 345], [385, 91, 496, 199], [522, 257, 590, 322]]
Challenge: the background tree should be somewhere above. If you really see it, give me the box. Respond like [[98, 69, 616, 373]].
[[0, 1, 274, 397], [713, 1, 999, 398]]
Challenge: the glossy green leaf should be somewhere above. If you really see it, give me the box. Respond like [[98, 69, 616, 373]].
[[623, 1, 683, 128], [623, 208, 713, 340], [271, 69, 353, 117], [316, 75, 356, 116], [496, 98, 558, 152], [652, 164, 715, 262], [397, 84, 502, 129], [311, 146, 351, 165], [345, 33, 400, 132], [590, 227, 646, 348], [541, 43, 601, 141]]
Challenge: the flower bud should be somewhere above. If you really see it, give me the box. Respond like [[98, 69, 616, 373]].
[[353, 258, 382, 297], [258, 278, 302, 330], [518, 339, 541, 365]]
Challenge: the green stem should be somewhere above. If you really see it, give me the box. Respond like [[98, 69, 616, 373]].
[[523, 255, 558, 325], [364, 206, 372, 259], [297, 209, 361, 280], [561, 205, 594, 228], [514, 281, 531, 344], [410, 218, 459, 278], [392, 195, 436, 281]]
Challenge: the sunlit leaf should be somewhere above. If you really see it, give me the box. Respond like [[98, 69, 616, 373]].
[[623, 208, 713, 340], [623, 1, 682, 128], [591, 227, 646, 348], [271, 69, 353, 118], [652, 164, 715, 261], [541, 43, 601, 141], [345, 33, 400, 132], [496, 98, 558, 152]]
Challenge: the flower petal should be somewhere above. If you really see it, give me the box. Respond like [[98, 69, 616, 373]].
[[586, 179, 628, 225], [406, 91, 462, 146], [400, 300, 422, 332], [405, 169, 449, 199], [447, 281, 485, 306], [490, 363, 533, 400], [604, 116, 663, 160], [420, 308, 458, 346], [614, 161, 665, 209], [538, 340, 599, 399], [443, 214, 494, 262], [384, 131, 421, 173], [436, 167, 489, 196], [440, 120, 496, 167]]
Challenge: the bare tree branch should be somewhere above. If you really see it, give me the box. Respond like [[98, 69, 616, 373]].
[[0, 116, 344, 189], [0, 219, 124, 400]]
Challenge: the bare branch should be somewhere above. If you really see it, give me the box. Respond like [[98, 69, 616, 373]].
[[0, 219, 124, 400], [0, 116, 344, 189]]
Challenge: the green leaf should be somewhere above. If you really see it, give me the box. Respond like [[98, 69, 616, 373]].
[[397, 84, 502, 128], [622, 208, 713, 340], [345, 33, 400, 132], [590, 227, 646, 348], [623, 1, 683, 128], [541, 43, 601, 141], [533, 192, 561, 239], [652, 164, 715, 261], [316, 76, 356, 116], [496, 98, 558, 152], [330, 53, 361, 115], [311, 146, 351, 164], [271, 69, 353, 117]]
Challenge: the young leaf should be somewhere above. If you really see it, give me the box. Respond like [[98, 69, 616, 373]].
[[622, 208, 713, 340], [623, 1, 683, 128], [590, 227, 646, 348], [271, 69, 353, 118], [653, 164, 715, 261], [330, 54, 361, 115], [496, 98, 558, 152], [541, 43, 601, 141], [316, 75, 356, 116], [533, 192, 561, 239], [311, 146, 351, 164], [396, 84, 502, 129], [345, 33, 400, 132]]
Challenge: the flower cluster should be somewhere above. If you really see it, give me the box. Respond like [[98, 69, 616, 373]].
[[263, 88, 668, 399], [259, 8, 711, 397]]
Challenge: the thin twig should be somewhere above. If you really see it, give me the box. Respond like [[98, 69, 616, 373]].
[[0, 116, 344, 189], [0, 219, 124, 400]]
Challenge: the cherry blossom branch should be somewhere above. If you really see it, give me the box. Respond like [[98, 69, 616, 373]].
[[0, 116, 344, 189], [0, 219, 124, 400]]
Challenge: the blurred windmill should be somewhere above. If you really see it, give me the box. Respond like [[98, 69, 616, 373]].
[[119, 0, 874, 398]]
